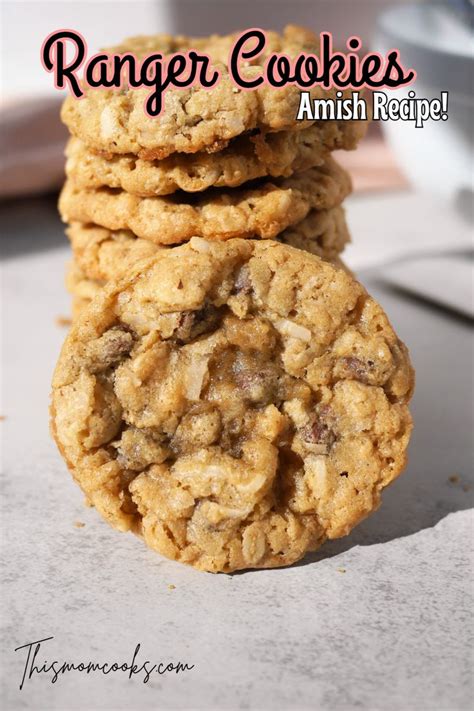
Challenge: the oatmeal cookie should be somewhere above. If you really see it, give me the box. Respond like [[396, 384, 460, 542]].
[[61, 26, 367, 158], [277, 206, 350, 258], [65, 121, 354, 196], [52, 238, 414, 573], [66, 207, 349, 284], [59, 158, 351, 245], [65, 209, 350, 318], [67, 254, 351, 321], [67, 224, 163, 284]]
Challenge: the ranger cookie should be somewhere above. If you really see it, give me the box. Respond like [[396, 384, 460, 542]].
[[65, 119, 364, 197], [66, 207, 350, 285], [51, 239, 414, 573], [59, 158, 351, 245], [61, 26, 367, 158]]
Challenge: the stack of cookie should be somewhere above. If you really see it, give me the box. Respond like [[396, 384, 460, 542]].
[[52, 26, 414, 573], [58, 26, 366, 316]]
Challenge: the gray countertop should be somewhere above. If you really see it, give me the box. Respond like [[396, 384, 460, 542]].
[[1, 192, 472, 711]]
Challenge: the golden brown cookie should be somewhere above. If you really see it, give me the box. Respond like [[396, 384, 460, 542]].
[[52, 238, 414, 573], [67, 253, 352, 321], [61, 26, 368, 158], [59, 158, 351, 245], [277, 207, 350, 261], [65, 120, 356, 196], [65, 207, 351, 319], [66, 206, 349, 284], [66, 224, 163, 284]]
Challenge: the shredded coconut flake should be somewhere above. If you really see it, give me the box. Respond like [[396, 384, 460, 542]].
[[100, 106, 118, 140], [307, 455, 329, 495], [190, 236, 211, 253], [236, 473, 267, 494], [206, 503, 251, 524], [185, 357, 209, 400], [275, 319, 312, 343], [198, 465, 226, 480]]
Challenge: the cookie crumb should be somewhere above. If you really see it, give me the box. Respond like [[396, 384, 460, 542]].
[[337, 567, 346, 574], [74, 520, 85, 528], [168, 584, 176, 590], [448, 475, 460, 484], [56, 315, 72, 327], [0, 415, 6, 421]]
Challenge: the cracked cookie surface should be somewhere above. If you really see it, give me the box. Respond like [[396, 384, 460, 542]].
[[59, 158, 351, 245], [66, 207, 349, 284], [61, 25, 368, 158], [65, 120, 359, 196], [52, 239, 414, 572], [67, 253, 351, 321]]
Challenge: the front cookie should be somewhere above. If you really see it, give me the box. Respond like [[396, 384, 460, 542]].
[[51, 239, 414, 573]]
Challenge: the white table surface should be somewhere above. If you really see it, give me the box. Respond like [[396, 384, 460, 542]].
[[1, 190, 473, 711]]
